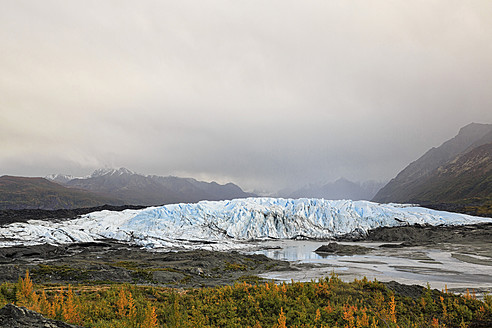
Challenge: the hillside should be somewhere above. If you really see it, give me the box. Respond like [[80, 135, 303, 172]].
[[373, 123, 492, 204], [0, 176, 122, 210], [372, 123, 492, 217], [412, 143, 492, 216], [53, 168, 254, 206], [415, 143, 492, 202]]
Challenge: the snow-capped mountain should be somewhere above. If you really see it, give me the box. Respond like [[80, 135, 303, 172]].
[[44, 174, 80, 184], [1, 198, 490, 250], [46, 168, 255, 206], [89, 167, 136, 178]]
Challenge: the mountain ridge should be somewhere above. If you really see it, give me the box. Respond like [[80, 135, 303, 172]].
[[373, 123, 492, 204], [49, 168, 255, 206], [373, 123, 492, 217], [0, 176, 123, 210]]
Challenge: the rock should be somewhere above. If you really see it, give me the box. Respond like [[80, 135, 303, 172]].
[[378, 242, 416, 248], [0, 303, 83, 328], [152, 270, 184, 283], [382, 281, 441, 300], [364, 223, 492, 245], [314, 242, 370, 256]]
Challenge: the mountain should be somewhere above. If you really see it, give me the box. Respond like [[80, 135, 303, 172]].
[[49, 168, 255, 206], [44, 174, 81, 184], [414, 143, 492, 202], [1, 198, 490, 249], [373, 123, 492, 216], [281, 178, 385, 201], [0, 176, 123, 210], [402, 143, 492, 216]]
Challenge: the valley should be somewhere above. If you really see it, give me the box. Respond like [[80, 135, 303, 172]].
[[1, 123, 492, 327]]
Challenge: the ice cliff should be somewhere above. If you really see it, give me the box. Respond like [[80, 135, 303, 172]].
[[1, 198, 491, 250]]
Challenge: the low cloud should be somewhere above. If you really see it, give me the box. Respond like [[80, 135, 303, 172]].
[[1, 0, 492, 192]]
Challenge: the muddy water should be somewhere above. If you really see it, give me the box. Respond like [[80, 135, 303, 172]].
[[252, 240, 492, 295]]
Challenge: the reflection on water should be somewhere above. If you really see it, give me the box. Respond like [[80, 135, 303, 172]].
[[253, 241, 339, 261], [251, 240, 492, 294]]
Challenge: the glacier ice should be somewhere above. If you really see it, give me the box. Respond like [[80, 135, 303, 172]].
[[0, 198, 491, 250]]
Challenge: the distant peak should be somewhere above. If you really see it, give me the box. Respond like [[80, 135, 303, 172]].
[[45, 174, 78, 183], [116, 167, 136, 175], [90, 167, 136, 178]]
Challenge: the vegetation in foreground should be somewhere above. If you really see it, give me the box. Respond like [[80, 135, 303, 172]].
[[1, 271, 491, 328]]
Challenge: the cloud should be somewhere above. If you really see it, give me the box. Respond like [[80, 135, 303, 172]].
[[1, 0, 492, 191]]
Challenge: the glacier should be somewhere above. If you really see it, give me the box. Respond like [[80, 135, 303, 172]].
[[1, 198, 491, 250]]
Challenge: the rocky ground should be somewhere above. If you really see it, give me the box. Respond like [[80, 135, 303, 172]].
[[366, 222, 492, 247], [0, 205, 146, 226], [0, 241, 291, 288], [314, 242, 370, 256], [309, 223, 492, 259], [339, 222, 492, 245], [0, 304, 82, 328]]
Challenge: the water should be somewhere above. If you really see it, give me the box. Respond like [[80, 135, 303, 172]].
[[251, 240, 492, 295]]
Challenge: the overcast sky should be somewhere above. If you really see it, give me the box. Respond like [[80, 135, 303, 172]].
[[1, 1, 492, 192]]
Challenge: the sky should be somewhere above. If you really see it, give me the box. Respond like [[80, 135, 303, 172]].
[[1, 0, 492, 193]]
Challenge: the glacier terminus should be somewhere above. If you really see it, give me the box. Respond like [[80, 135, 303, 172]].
[[1, 198, 491, 250]]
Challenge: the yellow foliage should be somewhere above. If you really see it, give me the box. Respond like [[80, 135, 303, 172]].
[[315, 308, 321, 323], [277, 307, 287, 328], [389, 295, 397, 323], [142, 303, 159, 328], [16, 270, 34, 306], [116, 287, 128, 317], [127, 291, 137, 322], [440, 296, 448, 320], [62, 285, 81, 325], [356, 308, 369, 327]]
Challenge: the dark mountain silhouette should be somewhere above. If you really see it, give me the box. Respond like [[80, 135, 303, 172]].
[[373, 123, 492, 217], [0, 176, 122, 210], [373, 123, 492, 203], [52, 168, 255, 206], [411, 143, 492, 204]]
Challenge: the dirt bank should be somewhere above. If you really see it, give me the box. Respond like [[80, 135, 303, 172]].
[[314, 242, 370, 256], [0, 205, 147, 226], [340, 222, 492, 246]]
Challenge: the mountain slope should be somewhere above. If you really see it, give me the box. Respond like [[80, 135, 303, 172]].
[[284, 178, 385, 201], [414, 143, 492, 203], [0, 176, 123, 210], [60, 168, 254, 206], [373, 123, 492, 203], [410, 143, 492, 216]]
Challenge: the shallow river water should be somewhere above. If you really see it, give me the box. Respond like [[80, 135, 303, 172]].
[[250, 240, 492, 296]]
